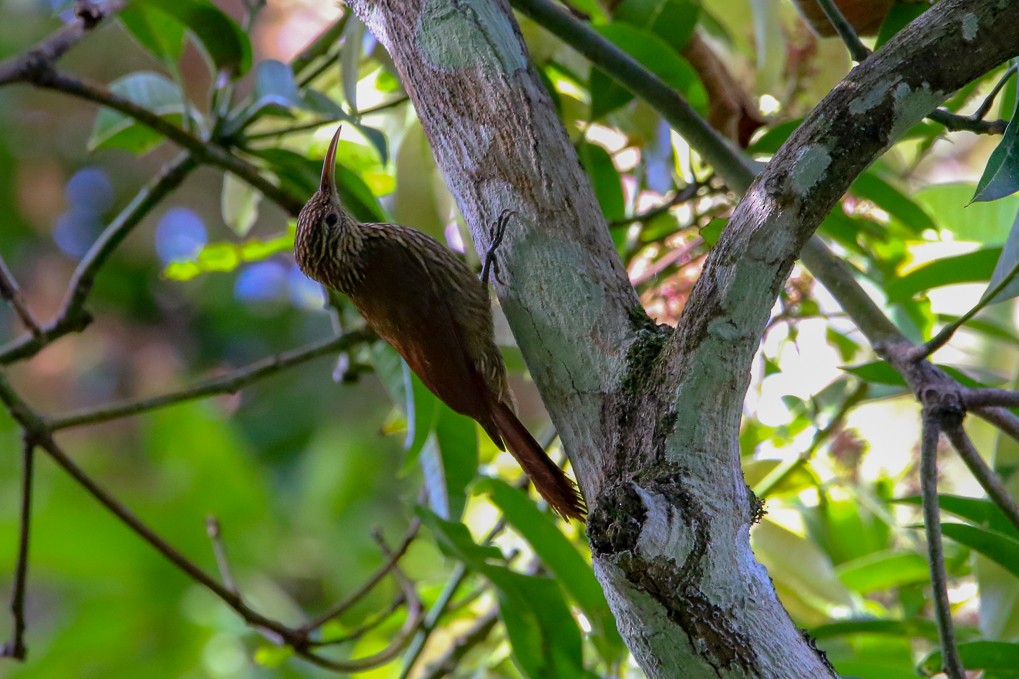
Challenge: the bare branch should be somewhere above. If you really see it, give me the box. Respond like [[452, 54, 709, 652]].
[[961, 387, 1019, 410], [0, 257, 42, 340], [49, 331, 373, 430], [815, 0, 871, 62], [0, 152, 198, 365], [973, 406, 1019, 442], [206, 517, 239, 596], [944, 424, 1019, 534], [302, 519, 421, 633], [0, 437, 35, 661], [920, 413, 964, 679], [419, 608, 499, 679]]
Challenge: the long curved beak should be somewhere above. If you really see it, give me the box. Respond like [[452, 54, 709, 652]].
[[320, 125, 342, 193]]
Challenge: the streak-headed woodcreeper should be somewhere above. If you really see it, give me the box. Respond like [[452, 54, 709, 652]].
[[294, 128, 585, 521]]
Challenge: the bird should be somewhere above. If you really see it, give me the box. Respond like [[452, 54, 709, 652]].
[[294, 127, 585, 521]]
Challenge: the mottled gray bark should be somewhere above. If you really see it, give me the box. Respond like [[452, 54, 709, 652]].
[[346, 0, 1019, 676]]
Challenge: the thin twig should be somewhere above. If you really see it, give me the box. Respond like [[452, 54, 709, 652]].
[[49, 331, 373, 430], [913, 258, 1019, 361], [961, 387, 1019, 410], [399, 516, 507, 678], [0, 153, 199, 365], [815, 0, 871, 62], [607, 180, 704, 228], [927, 108, 1008, 135], [973, 406, 1019, 442], [0, 257, 42, 340], [206, 517, 238, 596], [920, 413, 965, 679], [311, 592, 407, 647], [419, 608, 499, 679], [970, 64, 1018, 121], [301, 518, 421, 633], [944, 424, 1019, 534], [1, 436, 35, 661]]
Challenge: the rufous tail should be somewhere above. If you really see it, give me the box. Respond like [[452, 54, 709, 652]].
[[490, 401, 586, 521]]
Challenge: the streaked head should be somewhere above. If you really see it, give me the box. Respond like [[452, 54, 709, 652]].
[[295, 126, 352, 283]]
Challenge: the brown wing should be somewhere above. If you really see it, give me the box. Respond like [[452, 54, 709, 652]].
[[347, 227, 497, 430]]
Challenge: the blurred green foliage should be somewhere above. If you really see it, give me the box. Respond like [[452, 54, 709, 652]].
[[1, 0, 1019, 678]]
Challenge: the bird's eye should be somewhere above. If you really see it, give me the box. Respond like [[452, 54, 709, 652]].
[[325, 213, 338, 227]]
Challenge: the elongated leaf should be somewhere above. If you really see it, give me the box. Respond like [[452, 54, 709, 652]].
[[941, 523, 1019, 578], [811, 618, 945, 641], [894, 494, 1019, 538], [919, 641, 1019, 677], [835, 551, 930, 593], [982, 208, 1019, 303], [906, 182, 1019, 244], [341, 15, 366, 113], [851, 172, 935, 234], [478, 478, 625, 664], [885, 248, 1001, 302], [748, 119, 802, 155], [432, 408, 478, 520], [875, 3, 928, 48], [614, 0, 700, 51], [973, 96, 1019, 203], [132, 0, 251, 77], [417, 509, 591, 679], [589, 23, 706, 119], [118, 5, 185, 66], [253, 60, 303, 114], [89, 72, 200, 154], [221, 172, 261, 236], [578, 142, 624, 221]]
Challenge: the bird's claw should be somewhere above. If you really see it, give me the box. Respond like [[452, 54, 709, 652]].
[[481, 209, 516, 287]]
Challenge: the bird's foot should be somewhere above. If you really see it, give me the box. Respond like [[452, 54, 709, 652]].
[[481, 208, 516, 287]]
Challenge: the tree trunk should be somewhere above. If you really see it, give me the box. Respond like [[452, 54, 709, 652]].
[[345, 0, 1019, 676]]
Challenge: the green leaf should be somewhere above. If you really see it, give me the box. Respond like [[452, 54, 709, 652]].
[[941, 523, 1019, 579], [403, 367, 438, 462], [973, 96, 1019, 203], [253, 60, 304, 113], [894, 494, 1019, 538], [88, 72, 199, 154], [252, 147, 385, 222], [131, 0, 252, 77], [906, 182, 1019, 244], [341, 15, 366, 113], [477, 478, 625, 665], [875, 2, 928, 49], [835, 551, 930, 593], [841, 361, 907, 387], [811, 618, 943, 641], [982, 209, 1019, 303], [417, 508, 592, 679], [432, 407, 478, 520], [589, 23, 706, 120], [163, 231, 293, 280], [885, 248, 1001, 302], [118, 5, 186, 66], [253, 644, 294, 668], [747, 119, 802, 155], [393, 122, 451, 241], [221, 172, 261, 237], [578, 142, 625, 221], [700, 217, 726, 246], [851, 172, 935, 234], [614, 0, 700, 51], [919, 641, 1019, 677]]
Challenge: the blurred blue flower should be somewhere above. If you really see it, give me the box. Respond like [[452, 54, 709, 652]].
[[155, 207, 207, 264], [288, 265, 326, 310], [65, 167, 114, 214], [235, 261, 289, 305], [53, 207, 103, 258]]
